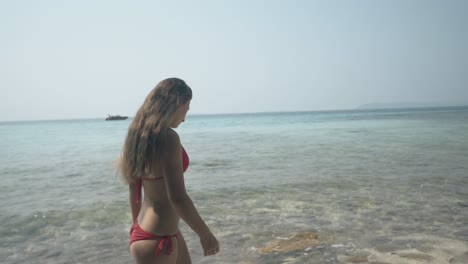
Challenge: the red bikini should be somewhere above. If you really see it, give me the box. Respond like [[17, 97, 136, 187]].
[[129, 146, 190, 260]]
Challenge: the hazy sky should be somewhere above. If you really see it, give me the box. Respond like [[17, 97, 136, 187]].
[[1, 0, 467, 121]]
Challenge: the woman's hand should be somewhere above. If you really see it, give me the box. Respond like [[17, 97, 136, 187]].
[[199, 232, 219, 256]]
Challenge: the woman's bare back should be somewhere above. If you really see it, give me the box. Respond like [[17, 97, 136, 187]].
[[137, 179, 180, 235]]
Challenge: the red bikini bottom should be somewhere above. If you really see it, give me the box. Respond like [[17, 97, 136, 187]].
[[130, 223, 179, 260]]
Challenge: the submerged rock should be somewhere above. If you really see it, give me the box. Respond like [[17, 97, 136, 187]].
[[259, 232, 320, 254], [398, 252, 434, 261], [338, 254, 369, 263]]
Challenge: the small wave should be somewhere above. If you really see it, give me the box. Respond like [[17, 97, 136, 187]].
[[337, 234, 468, 264]]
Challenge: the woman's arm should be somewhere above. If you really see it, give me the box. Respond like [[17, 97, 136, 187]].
[[163, 130, 219, 256], [162, 129, 211, 237], [162, 129, 220, 256]]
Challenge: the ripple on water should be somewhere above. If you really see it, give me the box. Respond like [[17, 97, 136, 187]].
[[337, 234, 468, 264]]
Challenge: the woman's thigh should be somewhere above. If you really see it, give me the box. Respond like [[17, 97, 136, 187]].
[[176, 232, 192, 264], [130, 238, 179, 264]]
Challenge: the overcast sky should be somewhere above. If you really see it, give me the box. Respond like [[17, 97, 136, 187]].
[[1, 0, 467, 121]]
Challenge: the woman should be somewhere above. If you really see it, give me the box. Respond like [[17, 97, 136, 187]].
[[119, 78, 219, 263]]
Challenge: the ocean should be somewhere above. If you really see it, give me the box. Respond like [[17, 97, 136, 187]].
[[1, 107, 467, 264]]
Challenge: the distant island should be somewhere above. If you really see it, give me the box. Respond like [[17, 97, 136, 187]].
[[357, 102, 468, 110]]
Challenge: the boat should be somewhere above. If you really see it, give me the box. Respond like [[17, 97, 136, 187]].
[[105, 114, 128, 121]]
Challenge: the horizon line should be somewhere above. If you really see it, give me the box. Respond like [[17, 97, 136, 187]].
[[1, 104, 468, 123]]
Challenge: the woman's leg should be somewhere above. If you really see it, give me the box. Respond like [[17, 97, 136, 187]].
[[176, 232, 192, 264], [130, 238, 179, 264]]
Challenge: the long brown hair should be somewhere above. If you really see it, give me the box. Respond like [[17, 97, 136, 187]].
[[119, 78, 192, 184]]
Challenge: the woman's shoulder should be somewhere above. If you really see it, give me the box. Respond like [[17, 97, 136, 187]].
[[165, 128, 181, 146]]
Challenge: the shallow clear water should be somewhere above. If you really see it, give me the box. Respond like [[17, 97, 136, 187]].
[[1, 107, 467, 263]]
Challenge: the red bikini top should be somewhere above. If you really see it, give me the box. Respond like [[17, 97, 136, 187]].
[[134, 146, 189, 204], [181, 146, 189, 172]]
